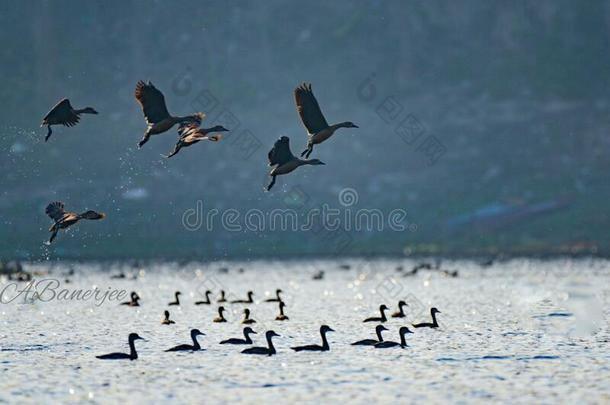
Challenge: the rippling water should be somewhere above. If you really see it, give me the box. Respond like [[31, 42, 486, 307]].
[[1, 259, 609, 403]]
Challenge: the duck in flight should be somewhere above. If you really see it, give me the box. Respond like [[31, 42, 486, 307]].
[[291, 325, 335, 352], [41, 98, 98, 142], [217, 290, 227, 303], [266, 136, 325, 191], [220, 327, 257, 345], [294, 83, 358, 159], [168, 291, 181, 306], [134, 80, 203, 148], [241, 330, 280, 356], [363, 304, 389, 323], [275, 301, 289, 321], [44, 201, 105, 244], [195, 290, 213, 305], [213, 306, 227, 323], [163, 116, 227, 158], [241, 308, 256, 324], [165, 329, 205, 352], [391, 301, 408, 318], [120, 291, 140, 307], [161, 310, 175, 325], [351, 325, 388, 346], [264, 289, 283, 303], [231, 291, 254, 304], [412, 307, 441, 329], [96, 333, 143, 360], [375, 327, 413, 348]]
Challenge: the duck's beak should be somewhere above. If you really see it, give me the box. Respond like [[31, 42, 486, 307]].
[[328, 327, 335, 332]]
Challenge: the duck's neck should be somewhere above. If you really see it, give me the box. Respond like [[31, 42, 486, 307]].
[[431, 311, 438, 327], [331, 122, 350, 131], [191, 334, 201, 350], [244, 332, 253, 344], [218, 309, 225, 320], [205, 292, 211, 303], [128, 338, 138, 360], [174, 293, 180, 305], [375, 329, 385, 342], [399, 332, 407, 348], [266, 335, 276, 354], [279, 306, 285, 316], [398, 304, 406, 316], [380, 307, 387, 322], [320, 331, 329, 350]]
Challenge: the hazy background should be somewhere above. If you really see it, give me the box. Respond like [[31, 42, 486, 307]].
[[1, 1, 609, 260]]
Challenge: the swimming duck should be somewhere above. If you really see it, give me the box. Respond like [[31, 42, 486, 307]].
[[168, 291, 181, 306], [312, 270, 325, 280], [374, 327, 413, 348], [165, 329, 205, 352], [134, 80, 203, 148], [391, 301, 408, 318], [96, 333, 143, 360], [241, 330, 280, 356], [264, 289, 283, 302], [266, 136, 325, 191], [412, 307, 441, 328], [351, 325, 388, 346], [220, 327, 257, 345], [164, 117, 227, 158], [44, 201, 105, 244], [241, 308, 256, 324], [195, 290, 213, 305], [231, 291, 254, 304], [363, 304, 389, 323], [291, 325, 334, 352], [120, 291, 140, 307], [294, 83, 358, 158], [217, 290, 227, 303], [41, 98, 98, 142], [275, 301, 289, 321], [213, 306, 227, 323], [161, 310, 175, 325]]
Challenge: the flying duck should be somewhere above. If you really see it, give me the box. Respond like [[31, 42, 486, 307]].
[[294, 83, 358, 158], [412, 307, 441, 328], [374, 327, 413, 348], [220, 327, 257, 345], [163, 117, 227, 158], [363, 305, 389, 323], [44, 201, 105, 244], [120, 291, 140, 307], [195, 290, 213, 305], [213, 306, 227, 323], [266, 136, 325, 191], [161, 310, 175, 325], [168, 291, 181, 306], [96, 333, 143, 360], [351, 325, 388, 346], [291, 325, 334, 352], [275, 301, 289, 321], [241, 330, 280, 356], [165, 329, 205, 352], [134, 80, 203, 148], [241, 308, 256, 325], [231, 291, 254, 304], [391, 301, 408, 318], [264, 289, 283, 302], [41, 98, 98, 142]]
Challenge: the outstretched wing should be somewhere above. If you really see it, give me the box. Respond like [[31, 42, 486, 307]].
[[268, 136, 294, 166], [45, 201, 66, 221], [42, 99, 80, 127], [294, 83, 329, 135], [135, 81, 171, 124]]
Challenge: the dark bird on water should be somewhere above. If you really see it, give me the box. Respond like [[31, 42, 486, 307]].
[[163, 116, 227, 158], [231, 291, 254, 304], [217, 290, 227, 303], [391, 300, 408, 318], [165, 329, 205, 352], [96, 333, 143, 360], [241, 308, 256, 325], [120, 291, 140, 307], [351, 325, 388, 346], [41, 98, 98, 142], [264, 289, 283, 303], [266, 136, 325, 191], [161, 310, 175, 325], [168, 291, 181, 306], [375, 327, 413, 348], [220, 327, 257, 345], [241, 330, 280, 356], [291, 325, 335, 352], [412, 307, 441, 329], [294, 83, 358, 158], [275, 301, 289, 321], [213, 306, 227, 323], [195, 290, 213, 305], [44, 201, 105, 244], [134, 80, 203, 148], [363, 304, 389, 323]]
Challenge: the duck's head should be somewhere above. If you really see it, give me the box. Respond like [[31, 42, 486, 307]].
[[431, 307, 441, 314], [210, 125, 229, 132], [380, 304, 389, 311], [164, 310, 170, 318], [398, 300, 407, 307], [247, 291, 254, 298], [130, 291, 139, 300], [175, 291, 181, 296], [276, 289, 283, 295], [399, 326, 414, 336], [375, 325, 389, 333], [80, 210, 105, 220], [191, 328, 205, 337], [205, 290, 212, 296], [128, 333, 144, 341], [244, 308, 250, 316], [320, 325, 335, 334], [342, 121, 359, 128], [218, 306, 225, 313], [266, 330, 280, 339], [244, 327, 257, 335]]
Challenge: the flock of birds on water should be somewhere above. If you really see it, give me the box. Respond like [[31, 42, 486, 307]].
[[41, 81, 358, 244], [97, 282, 442, 360]]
